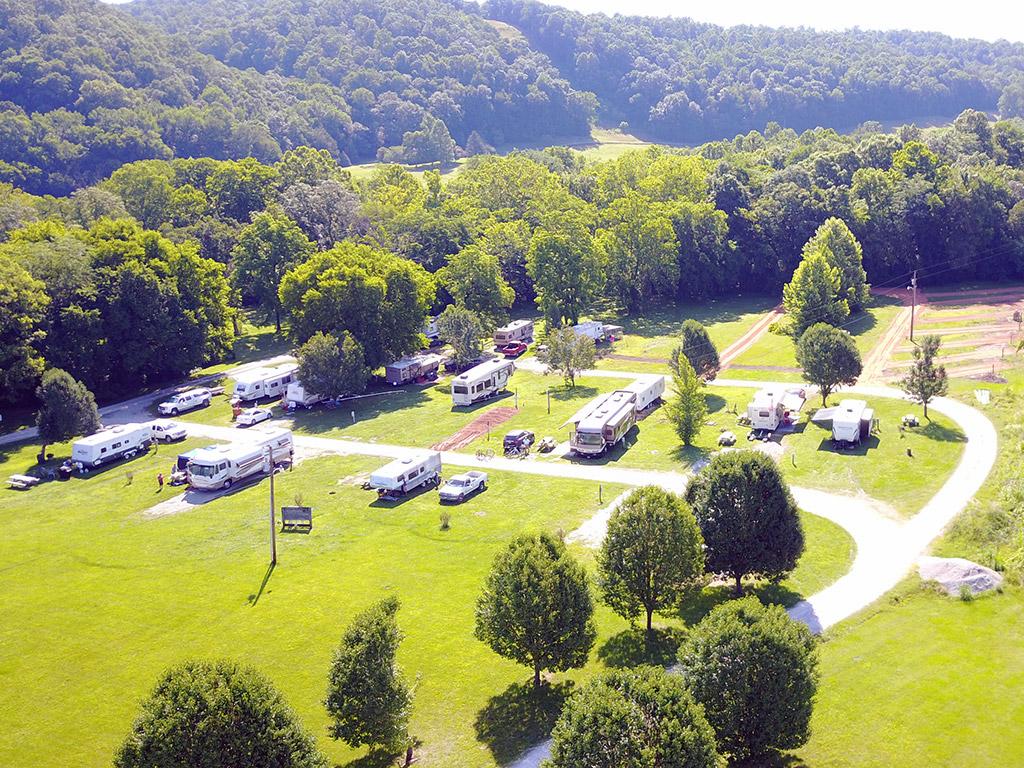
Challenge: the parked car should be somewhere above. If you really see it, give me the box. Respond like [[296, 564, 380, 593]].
[[501, 342, 528, 358], [438, 471, 488, 502], [149, 420, 187, 442], [503, 429, 535, 454], [157, 388, 211, 416], [236, 407, 273, 427]]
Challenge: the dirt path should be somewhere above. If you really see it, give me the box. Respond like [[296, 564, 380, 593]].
[[718, 305, 783, 368], [431, 407, 518, 451]]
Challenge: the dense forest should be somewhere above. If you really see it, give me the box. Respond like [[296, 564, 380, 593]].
[[3, 111, 1024, 408], [4, 0, 1024, 196]]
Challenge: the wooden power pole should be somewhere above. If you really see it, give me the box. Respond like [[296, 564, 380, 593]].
[[268, 446, 277, 565], [909, 270, 918, 342]]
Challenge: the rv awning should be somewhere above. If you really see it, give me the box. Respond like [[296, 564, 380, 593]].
[[781, 390, 806, 413], [810, 406, 838, 424]]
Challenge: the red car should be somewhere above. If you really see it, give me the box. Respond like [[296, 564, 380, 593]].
[[501, 342, 528, 358]]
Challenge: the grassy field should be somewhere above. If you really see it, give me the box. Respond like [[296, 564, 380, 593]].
[[0, 429, 856, 768], [192, 319, 294, 378]]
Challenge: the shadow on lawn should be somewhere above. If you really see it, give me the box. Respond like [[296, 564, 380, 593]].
[[598, 626, 686, 669], [595, 296, 778, 339], [288, 386, 434, 435], [473, 680, 574, 766], [918, 420, 967, 443], [678, 582, 804, 626]]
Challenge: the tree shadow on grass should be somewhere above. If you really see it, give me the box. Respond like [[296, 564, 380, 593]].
[[473, 680, 574, 766], [598, 626, 686, 669], [731, 752, 810, 768], [678, 582, 804, 626], [341, 746, 411, 768], [917, 421, 967, 443]]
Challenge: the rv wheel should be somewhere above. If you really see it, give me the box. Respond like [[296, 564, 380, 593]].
[[224, 479, 233, 490]]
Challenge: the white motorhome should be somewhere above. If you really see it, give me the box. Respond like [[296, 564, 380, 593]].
[[746, 388, 807, 432], [71, 423, 153, 470], [368, 452, 442, 497], [231, 363, 298, 403], [625, 375, 665, 412], [187, 428, 293, 491], [830, 399, 874, 444], [284, 380, 325, 410], [385, 353, 444, 386], [567, 389, 638, 456], [493, 319, 534, 346], [451, 358, 515, 406]]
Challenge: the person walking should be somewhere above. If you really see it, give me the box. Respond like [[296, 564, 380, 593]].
[[157, 472, 165, 492]]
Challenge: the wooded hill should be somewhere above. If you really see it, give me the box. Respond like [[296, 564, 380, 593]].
[[2, 0, 1024, 197]]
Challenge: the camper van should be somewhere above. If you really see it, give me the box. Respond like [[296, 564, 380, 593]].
[[831, 399, 874, 445], [231, 364, 298, 403], [384, 353, 444, 386], [284, 380, 325, 410], [568, 390, 638, 456], [746, 388, 807, 434], [187, 428, 293, 491], [493, 319, 534, 347], [71, 423, 153, 470], [451, 358, 515, 406], [368, 452, 442, 497], [625, 376, 665, 412]]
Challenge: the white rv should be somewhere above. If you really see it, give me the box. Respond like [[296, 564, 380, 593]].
[[625, 376, 665, 412], [746, 388, 807, 433], [385, 353, 444, 386], [187, 428, 293, 491], [423, 316, 440, 342], [570, 321, 624, 343], [451, 358, 515, 406], [567, 389, 638, 456], [368, 452, 442, 497], [284, 380, 325, 410], [231, 363, 298, 403], [830, 399, 874, 444], [493, 319, 534, 346], [71, 423, 153, 470]]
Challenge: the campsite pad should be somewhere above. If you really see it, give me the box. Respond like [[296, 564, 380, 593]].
[[432, 406, 518, 451]]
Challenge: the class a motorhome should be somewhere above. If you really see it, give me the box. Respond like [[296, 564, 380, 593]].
[[231, 363, 298, 403], [284, 380, 326, 409], [186, 428, 294, 491], [71, 423, 153, 470], [368, 452, 442, 497], [450, 358, 515, 406], [493, 319, 534, 346], [566, 389, 638, 456], [746, 388, 807, 432], [384, 353, 444, 386], [624, 375, 665, 412]]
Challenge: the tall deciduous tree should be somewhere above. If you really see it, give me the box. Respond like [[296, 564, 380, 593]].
[[296, 331, 370, 398], [671, 319, 720, 380], [899, 334, 948, 419], [685, 451, 804, 594], [325, 596, 415, 762], [439, 244, 515, 329], [35, 368, 101, 461], [546, 666, 719, 768], [539, 327, 595, 387], [0, 253, 48, 403], [598, 486, 704, 632], [678, 598, 818, 761], [436, 304, 484, 369], [801, 217, 871, 312], [796, 323, 863, 405], [231, 206, 314, 332], [782, 250, 849, 338], [527, 229, 602, 328], [475, 532, 595, 688], [116, 660, 326, 768], [664, 355, 706, 446]]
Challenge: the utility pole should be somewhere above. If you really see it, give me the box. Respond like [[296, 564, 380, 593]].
[[908, 270, 918, 342], [267, 446, 277, 565]]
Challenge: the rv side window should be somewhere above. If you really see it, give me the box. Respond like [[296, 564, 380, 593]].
[[398, 475, 405, 482], [100, 447, 107, 454], [219, 463, 226, 471], [759, 411, 769, 417], [112, 441, 122, 449]]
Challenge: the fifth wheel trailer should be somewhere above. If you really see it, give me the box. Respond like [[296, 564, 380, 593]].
[[493, 319, 534, 346], [186, 428, 294, 491], [368, 452, 442, 497], [624, 375, 665, 412]]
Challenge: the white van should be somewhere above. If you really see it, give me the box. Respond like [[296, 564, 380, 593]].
[[451, 359, 515, 406], [157, 388, 211, 416], [187, 428, 293, 491], [368, 452, 442, 497], [232, 364, 298, 403], [72, 423, 153, 470]]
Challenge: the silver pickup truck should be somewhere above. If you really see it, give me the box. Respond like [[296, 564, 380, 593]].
[[438, 471, 488, 503]]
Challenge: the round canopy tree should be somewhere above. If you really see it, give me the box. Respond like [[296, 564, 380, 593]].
[[678, 597, 818, 761], [685, 450, 804, 594], [796, 322, 862, 405]]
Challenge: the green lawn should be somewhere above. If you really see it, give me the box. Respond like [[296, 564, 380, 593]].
[[800, 582, 1024, 768], [191, 319, 294, 378]]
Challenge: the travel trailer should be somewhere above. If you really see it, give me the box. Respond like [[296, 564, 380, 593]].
[[423, 316, 440, 343], [624, 375, 666, 412], [571, 321, 624, 343], [284, 380, 326, 410], [368, 452, 442, 497], [450, 358, 515, 406], [493, 319, 534, 346], [745, 388, 807, 433], [71, 423, 153, 470], [384, 353, 444, 386], [567, 389, 638, 456], [186, 428, 294, 491], [811, 399, 875, 445], [231, 364, 298, 403]]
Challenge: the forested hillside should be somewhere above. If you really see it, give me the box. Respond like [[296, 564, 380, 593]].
[[486, 0, 1024, 141]]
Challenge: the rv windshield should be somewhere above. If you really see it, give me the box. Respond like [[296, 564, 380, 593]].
[[189, 463, 218, 478], [453, 385, 469, 394], [233, 383, 246, 394], [575, 431, 604, 446]]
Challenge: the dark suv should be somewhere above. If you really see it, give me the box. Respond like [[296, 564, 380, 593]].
[[503, 429, 535, 454]]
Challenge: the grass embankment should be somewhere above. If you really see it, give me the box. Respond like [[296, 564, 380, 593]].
[[0, 428, 855, 768]]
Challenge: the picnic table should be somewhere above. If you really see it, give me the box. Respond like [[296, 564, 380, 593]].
[[7, 474, 41, 490]]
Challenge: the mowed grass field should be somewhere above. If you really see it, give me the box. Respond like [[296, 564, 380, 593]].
[[0, 428, 855, 768]]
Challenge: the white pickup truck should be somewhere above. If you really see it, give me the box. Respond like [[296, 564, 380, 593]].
[[438, 471, 488, 503]]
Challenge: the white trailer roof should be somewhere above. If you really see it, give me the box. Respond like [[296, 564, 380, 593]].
[[833, 399, 869, 427], [74, 423, 148, 446], [371, 452, 440, 481], [453, 358, 513, 385], [233, 367, 274, 385], [575, 390, 636, 432], [495, 319, 533, 333]]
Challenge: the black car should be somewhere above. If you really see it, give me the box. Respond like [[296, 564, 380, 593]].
[[503, 429, 535, 454]]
